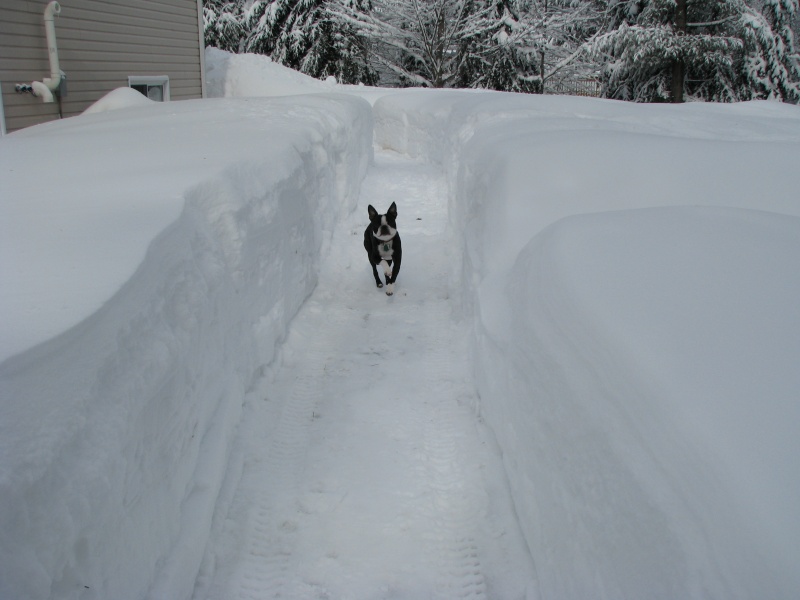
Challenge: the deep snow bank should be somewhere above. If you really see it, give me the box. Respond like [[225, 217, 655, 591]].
[[205, 47, 332, 99], [205, 46, 388, 105], [375, 91, 800, 597], [462, 106, 800, 598], [494, 206, 800, 599], [0, 95, 372, 599], [458, 99, 800, 598]]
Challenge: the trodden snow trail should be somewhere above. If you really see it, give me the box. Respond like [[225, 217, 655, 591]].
[[193, 150, 537, 600]]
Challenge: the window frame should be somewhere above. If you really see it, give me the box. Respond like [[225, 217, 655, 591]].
[[127, 75, 170, 102]]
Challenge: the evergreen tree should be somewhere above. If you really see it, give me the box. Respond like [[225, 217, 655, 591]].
[[203, 0, 376, 83], [204, 0, 246, 53], [466, 0, 540, 92], [593, 0, 742, 102], [205, 0, 796, 101], [740, 0, 800, 101], [593, 0, 800, 102]]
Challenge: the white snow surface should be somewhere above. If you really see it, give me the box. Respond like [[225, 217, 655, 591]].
[[82, 87, 156, 115], [1, 47, 799, 599]]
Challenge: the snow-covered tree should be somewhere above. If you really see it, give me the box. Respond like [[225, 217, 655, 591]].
[[327, 0, 603, 92], [458, 0, 540, 92], [593, 0, 800, 102], [204, 0, 795, 100], [244, 0, 376, 83], [593, 0, 744, 102], [204, 0, 246, 53], [206, 0, 377, 83], [328, 0, 503, 88], [245, 0, 316, 64], [468, 0, 601, 94], [740, 0, 800, 101], [523, 0, 605, 94]]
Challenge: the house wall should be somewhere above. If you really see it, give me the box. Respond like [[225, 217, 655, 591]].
[[0, 0, 205, 133]]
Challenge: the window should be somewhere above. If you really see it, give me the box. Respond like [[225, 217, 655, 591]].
[[128, 76, 170, 102]]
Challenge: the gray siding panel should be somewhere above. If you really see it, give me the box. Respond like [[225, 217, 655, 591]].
[[1, 0, 204, 133]]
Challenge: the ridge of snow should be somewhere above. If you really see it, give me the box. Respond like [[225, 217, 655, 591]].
[[82, 87, 155, 115], [0, 94, 372, 599]]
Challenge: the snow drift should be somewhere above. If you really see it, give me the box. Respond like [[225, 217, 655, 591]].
[[0, 95, 372, 599], [374, 91, 800, 597], [497, 206, 800, 598]]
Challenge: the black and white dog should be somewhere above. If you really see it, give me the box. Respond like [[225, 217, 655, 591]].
[[364, 202, 402, 296]]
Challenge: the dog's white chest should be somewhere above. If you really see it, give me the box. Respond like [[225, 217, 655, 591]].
[[378, 239, 394, 260]]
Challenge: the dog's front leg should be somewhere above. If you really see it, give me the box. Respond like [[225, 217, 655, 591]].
[[386, 252, 401, 296], [381, 260, 394, 295], [371, 261, 383, 288]]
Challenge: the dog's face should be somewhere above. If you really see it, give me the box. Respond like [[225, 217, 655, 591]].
[[367, 202, 398, 242]]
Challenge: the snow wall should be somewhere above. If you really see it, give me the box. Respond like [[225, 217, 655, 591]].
[[0, 95, 372, 599], [374, 92, 800, 599]]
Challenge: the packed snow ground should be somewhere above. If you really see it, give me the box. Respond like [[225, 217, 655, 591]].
[[192, 151, 535, 599], [1, 47, 800, 599]]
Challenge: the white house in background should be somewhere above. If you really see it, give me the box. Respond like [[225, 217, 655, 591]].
[[0, 0, 206, 134]]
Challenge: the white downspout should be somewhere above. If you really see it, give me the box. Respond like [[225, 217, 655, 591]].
[[43, 1, 62, 90], [0, 86, 6, 135], [31, 1, 63, 102]]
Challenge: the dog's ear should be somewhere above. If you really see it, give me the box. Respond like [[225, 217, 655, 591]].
[[388, 202, 397, 219], [368, 205, 378, 220]]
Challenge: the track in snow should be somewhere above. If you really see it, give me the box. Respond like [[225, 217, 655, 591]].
[[194, 150, 536, 599]]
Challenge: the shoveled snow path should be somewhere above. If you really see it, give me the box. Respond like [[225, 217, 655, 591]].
[[193, 150, 536, 599]]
